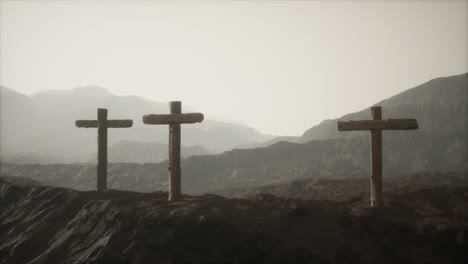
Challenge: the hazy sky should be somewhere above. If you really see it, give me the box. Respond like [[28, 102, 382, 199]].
[[1, 0, 467, 136]]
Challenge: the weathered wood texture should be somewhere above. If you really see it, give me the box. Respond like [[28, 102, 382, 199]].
[[142, 113, 204, 124], [142, 101, 204, 201], [76, 119, 132, 128], [370, 107, 382, 207], [76, 120, 98, 128], [107, 120, 133, 128], [336, 106, 419, 208], [337, 119, 418, 131], [169, 101, 182, 201], [76, 108, 133, 191], [97, 108, 108, 191]]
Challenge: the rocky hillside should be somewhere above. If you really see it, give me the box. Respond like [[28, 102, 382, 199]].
[[87, 141, 211, 164], [1, 179, 466, 264], [0, 175, 43, 186], [0, 133, 465, 194], [210, 171, 468, 201], [0, 163, 166, 193], [0, 138, 376, 193]]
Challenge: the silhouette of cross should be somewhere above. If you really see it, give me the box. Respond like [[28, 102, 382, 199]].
[[76, 108, 133, 191], [143, 101, 204, 201], [337, 106, 418, 207]]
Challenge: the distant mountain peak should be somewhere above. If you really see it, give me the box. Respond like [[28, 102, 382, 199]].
[[0, 86, 27, 96], [299, 72, 468, 142], [33, 85, 112, 97], [72, 85, 112, 97]]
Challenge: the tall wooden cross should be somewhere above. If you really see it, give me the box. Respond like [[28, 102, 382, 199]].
[[337, 106, 418, 207], [143, 101, 204, 201], [76, 108, 133, 191]]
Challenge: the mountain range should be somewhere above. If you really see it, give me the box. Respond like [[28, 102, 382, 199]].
[[1, 73, 466, 194], [0, 86, 274, 163]]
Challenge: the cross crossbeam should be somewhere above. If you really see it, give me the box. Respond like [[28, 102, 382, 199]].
[[143, 113, 204, 125], [76, 119, 133, 128], [143, 101, 204, 201], [337, 106, 418, 207], [337, 119, 418, 131], [76, 108, 133, 191]]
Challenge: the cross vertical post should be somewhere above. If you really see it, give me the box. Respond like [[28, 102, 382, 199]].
[[76, 109, 133, 191], [97, 108, 108, 191], [169, 101, 182, 201], [337, 106, 418, 207], [142, 101, 204, 201], [370, 106, 382, 207]]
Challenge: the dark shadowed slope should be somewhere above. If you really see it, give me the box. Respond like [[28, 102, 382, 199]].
[[0, 175, 43, 186], [1, 180, 466, 264]]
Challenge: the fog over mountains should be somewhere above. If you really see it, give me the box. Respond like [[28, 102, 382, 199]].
[[1, 73, 466, 193], [0, 86, 274, 163]]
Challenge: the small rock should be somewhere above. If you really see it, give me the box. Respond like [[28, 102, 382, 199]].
[[199, 215, 208, 224]]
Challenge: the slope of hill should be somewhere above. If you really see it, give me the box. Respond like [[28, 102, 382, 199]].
[[0, 175, 43, 186], [178, 73, 467, 189], [0, 87, 36, 156], [0, 180, 466, 264], [87, 141, 211, 163], [0, 138, 372, 193], [0, 85, 273, 163], [300, 73, 467, 142], [210, 171, 468, 200]]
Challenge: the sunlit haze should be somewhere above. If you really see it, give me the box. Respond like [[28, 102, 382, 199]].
[[1, 0, 467, 135]]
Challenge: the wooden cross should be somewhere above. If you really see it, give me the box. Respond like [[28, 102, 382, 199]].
[[76, 108, 133, 191], [143, 101, 204, 201], [337, 106, 418, 207]]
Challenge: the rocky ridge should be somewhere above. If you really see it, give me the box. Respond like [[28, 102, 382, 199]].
[[0, 179, 466, 264]]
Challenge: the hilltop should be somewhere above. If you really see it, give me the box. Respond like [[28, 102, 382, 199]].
[[0, 179, 466, 264]]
